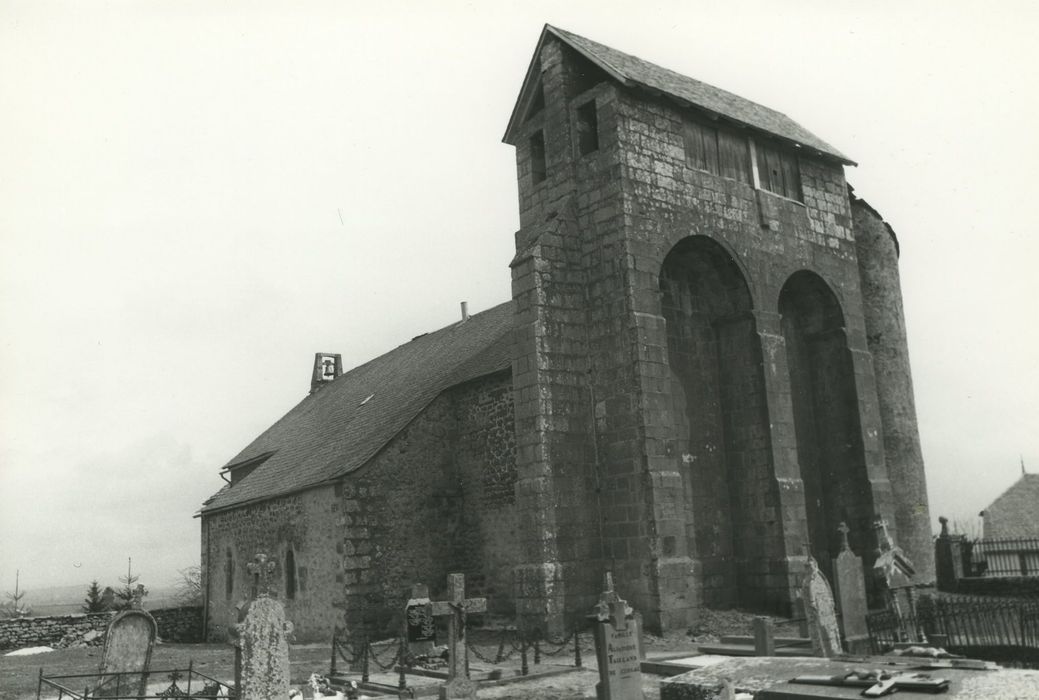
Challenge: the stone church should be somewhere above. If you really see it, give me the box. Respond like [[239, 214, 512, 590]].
[[199, 25, 934, 641]]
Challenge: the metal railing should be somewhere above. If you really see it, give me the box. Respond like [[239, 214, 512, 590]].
[[866, 596, 1039, 668], [971, 538, 1039, 577], [36, 663, 235, 699]]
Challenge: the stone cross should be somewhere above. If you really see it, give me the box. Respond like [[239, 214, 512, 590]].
[[873, 517, 894, 553], [430, 573, 486, 700], [837, 522, 851, 552], [247, 552, 277, 598], [590, 572, 644, 700], [235, 552, 293, 700]]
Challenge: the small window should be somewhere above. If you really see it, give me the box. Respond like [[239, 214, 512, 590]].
[[285, 549, 296, 600], [527, 78, 545, 119], [683, 118, 750, 184], [225, 550, 234, 600], [530, 131, 547, 184], [755, 141, 802, 201], [576, 100, 599, 155]]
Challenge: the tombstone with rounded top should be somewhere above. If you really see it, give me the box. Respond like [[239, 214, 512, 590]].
[[801, 551, 843, 658], [94, 584, 157, 698]]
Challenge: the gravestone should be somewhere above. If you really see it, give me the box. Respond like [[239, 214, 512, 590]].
[[832, 522, 870, 654], [430, 572, 486, 700], [801, 553, 843, 658], [94, 585, 157, 698], [872, 517, 921, 642], [591, 572, 645, 700], [404, 582, 436, 659], [233, 552, 294, 700]]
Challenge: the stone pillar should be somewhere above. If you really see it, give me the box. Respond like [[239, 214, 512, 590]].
[[753, 310, 812, 614]]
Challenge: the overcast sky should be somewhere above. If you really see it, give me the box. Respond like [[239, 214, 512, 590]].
[[2, 1, 1037, 593]]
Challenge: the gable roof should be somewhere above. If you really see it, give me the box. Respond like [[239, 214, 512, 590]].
[[504, 25, 854, 165], [983, 473, 1039, 539], [200, 301, 514, 514]]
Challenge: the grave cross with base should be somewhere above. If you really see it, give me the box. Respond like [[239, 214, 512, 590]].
[[232, 552, 293, 700], [430, 573, 487, 700]]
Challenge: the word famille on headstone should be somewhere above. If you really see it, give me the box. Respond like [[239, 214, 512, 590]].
[[231, 552, 294, 700], [801, 550, 843, 658], [94, 585, 158, 698], [591, 572, 644, 700], [832, 521, 870, 653], [430, 572, 486, 700]]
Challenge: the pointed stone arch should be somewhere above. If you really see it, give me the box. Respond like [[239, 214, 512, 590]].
[[779, 271, 875, 577]]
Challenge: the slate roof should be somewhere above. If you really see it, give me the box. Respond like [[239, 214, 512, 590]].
[[200, 301, 514, 514], [504, 25, 854, 165], [983, 473, 1039, 539]]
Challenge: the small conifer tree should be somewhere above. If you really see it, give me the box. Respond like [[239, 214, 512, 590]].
[[114, 558, 148, 611], [83, 580, 108, 613]]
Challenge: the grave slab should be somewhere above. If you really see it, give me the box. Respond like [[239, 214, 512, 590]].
[[659, 655, 1039, 700]]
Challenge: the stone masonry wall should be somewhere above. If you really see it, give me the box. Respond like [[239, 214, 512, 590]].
[[610, 89, 896, 618], [203, 487, 342, 643], [0, 613, 110, 651], [508, 32, 908, 631], [338, 373, 518, 634], [450, 371, 519, 612], [0, 606, 202, 651], [203, 371, 518, 641]]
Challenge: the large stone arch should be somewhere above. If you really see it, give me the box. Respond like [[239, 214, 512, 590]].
[[778, 271, 875, 578], [659, 236, 772, 608]]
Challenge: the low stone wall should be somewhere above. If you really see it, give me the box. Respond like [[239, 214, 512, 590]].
[[152, 606, 204, 642], [0, 612, 110, 651], [0, 606, 204, 651]]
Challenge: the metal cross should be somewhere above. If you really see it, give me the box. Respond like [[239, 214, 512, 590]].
[[247, 552, 277, 598]]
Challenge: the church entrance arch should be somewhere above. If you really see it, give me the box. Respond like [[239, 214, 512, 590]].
[[659, 236, 769, 609], [779, 272, 871, 579]]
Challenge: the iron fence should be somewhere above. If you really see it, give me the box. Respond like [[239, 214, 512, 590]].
[[971, 537, 1039, 577], [36, 664, 235, 699], [866, 596, 1039, 668]]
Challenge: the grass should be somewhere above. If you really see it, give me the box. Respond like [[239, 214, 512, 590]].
[[0, 643, 330, 700]]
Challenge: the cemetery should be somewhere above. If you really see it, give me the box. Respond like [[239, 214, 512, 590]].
[[4, 16, 1038, 700], [6, 537, 1039, 699]]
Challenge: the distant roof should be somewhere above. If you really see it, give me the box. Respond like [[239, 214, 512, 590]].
[[200, 302, 514, 514], [983, 473, 1039, 539], [504, 25, 854, 165]]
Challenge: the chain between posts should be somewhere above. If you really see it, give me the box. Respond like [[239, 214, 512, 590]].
[[367, 638, 403, 671]]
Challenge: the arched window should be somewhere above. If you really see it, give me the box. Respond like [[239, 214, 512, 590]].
[[224, 549, 234, 599], [285, 549, 296, 600]]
